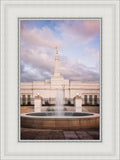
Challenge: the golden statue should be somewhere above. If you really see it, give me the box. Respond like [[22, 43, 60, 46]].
[[56, 46, 58, 54]]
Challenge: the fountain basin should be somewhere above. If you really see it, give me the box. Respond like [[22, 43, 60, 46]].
[[21, 112, 99, 130]]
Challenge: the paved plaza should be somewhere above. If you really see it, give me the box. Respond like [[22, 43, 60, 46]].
[[21, 128, 99, 140]]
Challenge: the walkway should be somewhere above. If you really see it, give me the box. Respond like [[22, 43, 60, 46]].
[[21, 128, 99, 140]]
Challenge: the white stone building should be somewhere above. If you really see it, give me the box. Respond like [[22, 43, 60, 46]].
[[21, 47, 100, 106]]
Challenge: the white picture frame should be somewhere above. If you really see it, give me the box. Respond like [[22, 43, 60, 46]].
[[0, 0, 119, 160]]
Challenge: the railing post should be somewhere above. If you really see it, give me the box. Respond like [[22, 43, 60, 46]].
[[34, 94, 42, 112], [75, 95, 82, 112]]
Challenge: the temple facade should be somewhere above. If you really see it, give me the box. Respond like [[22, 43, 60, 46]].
[[21, 47, 100, 106]]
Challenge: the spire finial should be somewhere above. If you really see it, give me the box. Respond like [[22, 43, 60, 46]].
[[56, 46, 58, 54]]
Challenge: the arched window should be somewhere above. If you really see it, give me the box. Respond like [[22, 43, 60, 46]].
[[22, 95, 26, 105], [94, 95, 97, 105], [84, 95, 87, 105]]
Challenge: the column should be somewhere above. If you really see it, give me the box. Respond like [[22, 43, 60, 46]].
[[92, 95, 94, 105], [97, 96, 99, 105], [87, 95, 90, 105]]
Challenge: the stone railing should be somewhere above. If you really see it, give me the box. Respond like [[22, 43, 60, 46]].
[[20, 97, 99, 106]]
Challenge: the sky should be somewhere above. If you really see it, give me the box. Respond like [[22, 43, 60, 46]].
[[20, 19, 100, 82]]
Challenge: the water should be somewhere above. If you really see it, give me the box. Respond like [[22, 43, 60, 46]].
[[55, 90, 64, 116], [27, 112, 93, 117]]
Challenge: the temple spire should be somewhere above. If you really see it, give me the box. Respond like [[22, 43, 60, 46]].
[[54, 46, 60, 76], [56, 46, 58, 54]]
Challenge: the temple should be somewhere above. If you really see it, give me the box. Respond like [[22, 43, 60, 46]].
[[21, 48, 100, 106]]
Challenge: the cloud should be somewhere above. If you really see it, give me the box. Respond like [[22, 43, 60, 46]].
[[21, 45, 55, 73], [20, 21, 62, 82], [84, 47, 100, 72], [20, 20, 99, 82], [21, 45, 99, 82], [85, 47, 97, 52], [60, 56, 99, 82], [21, 22, 63, 49], [21, 62, 51, 82], [56, 20, 100, 44]]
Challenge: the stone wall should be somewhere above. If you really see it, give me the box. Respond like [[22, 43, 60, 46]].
[[21, 106, 99, 114], [21, 106, 34, 114], [21, 81, 100, 99], [21, 114, 99, 130], [83, 106, 99, 113]]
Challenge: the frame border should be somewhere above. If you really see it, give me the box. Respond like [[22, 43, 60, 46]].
[[0, 0, 119, 160]]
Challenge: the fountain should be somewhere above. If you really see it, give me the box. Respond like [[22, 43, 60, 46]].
[[21, 112, 99, 129], [21, 88, 99, 130], [21, 93, 99, 130], [56, 90, 64, 116]]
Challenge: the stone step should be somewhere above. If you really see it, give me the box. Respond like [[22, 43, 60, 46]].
[[76, 131, 93, 140], [63, 131, 78, 139]]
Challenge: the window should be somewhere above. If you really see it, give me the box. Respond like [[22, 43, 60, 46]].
[[94, 95, 97, 105], [27, 95, 31, 105], [22, 95, 26, 105], [89, 95, 92, 105], [84, 95, 87, 105]]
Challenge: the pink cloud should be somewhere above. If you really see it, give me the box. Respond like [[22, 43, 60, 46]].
[[56, 20, 100, 44], [21, 23, 63, 49], [21, 43, 99, 82], [21, 45, 55, 73], [83, 20, 100, 36], [60, 57, 99, 81], [85, 47, 97, 52]]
